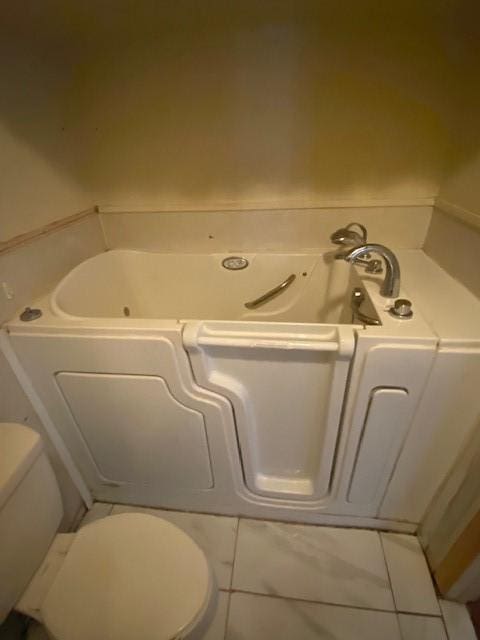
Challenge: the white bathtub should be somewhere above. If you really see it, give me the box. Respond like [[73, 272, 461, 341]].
[[6, 248, 462, 532], [51, 249, 356, 324]]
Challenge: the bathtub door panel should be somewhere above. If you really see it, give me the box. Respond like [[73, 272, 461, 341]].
[[380, 347, 480, 522], [184, 321, 355, 502], [334, 338, 437, 517], [207, 353, 339, 500], [55, 372, 213, 489], [347, 387, 409, 504]]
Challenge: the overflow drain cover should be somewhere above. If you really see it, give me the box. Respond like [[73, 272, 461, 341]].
[[222, 256, 249, 270]]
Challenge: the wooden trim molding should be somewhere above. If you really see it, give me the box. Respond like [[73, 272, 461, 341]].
[[434, 509, 480, 595], [0, 207, 98, 256], [98, 197, 435, 215]]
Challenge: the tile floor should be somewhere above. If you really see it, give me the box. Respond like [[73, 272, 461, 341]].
[[75, 503, 477, 640]]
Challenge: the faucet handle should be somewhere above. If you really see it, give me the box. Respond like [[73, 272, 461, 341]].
[[345, 222, 367, 243], [330, 222, 368, 246], [389, 298, 413, 319]]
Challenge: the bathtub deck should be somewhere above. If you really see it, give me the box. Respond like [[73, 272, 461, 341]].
[[71, 503, 476, 640]]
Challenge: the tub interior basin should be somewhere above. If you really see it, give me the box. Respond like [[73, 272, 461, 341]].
[[51, 250, 368, 324]]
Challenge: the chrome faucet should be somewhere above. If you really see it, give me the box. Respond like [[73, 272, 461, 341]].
[[330, 223, 383, 273], [343, 244, 401, 298]]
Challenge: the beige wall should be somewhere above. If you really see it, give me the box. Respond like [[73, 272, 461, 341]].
[[424, 207, 480, 299], [423, 15, 480, 298], [0, 37, 90, 242], [437, 11, 480, 220], [0, 3, 472, 235], [439, 156, 480, 219], [71, 4, 453, 211], [3, 2, 480, 238]]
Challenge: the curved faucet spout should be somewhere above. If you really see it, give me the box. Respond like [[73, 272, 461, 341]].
[[344, 243, 400, 298]]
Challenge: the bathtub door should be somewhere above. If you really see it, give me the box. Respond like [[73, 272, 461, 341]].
[[6, 327, 243, 511], [55, 372, 213, 489], [184, 321, 355, 502]]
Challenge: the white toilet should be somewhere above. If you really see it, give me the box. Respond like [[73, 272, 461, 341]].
[[0, 423, 215, 640]]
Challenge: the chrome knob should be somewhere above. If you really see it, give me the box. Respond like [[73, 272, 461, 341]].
[[389, 298, 413, 319], [20, 306, 42, 322]]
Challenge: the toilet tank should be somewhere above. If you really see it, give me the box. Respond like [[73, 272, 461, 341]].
[[0, 423, 63, 623]]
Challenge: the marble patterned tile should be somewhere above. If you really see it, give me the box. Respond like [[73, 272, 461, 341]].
[[201, 591, 229, 640], [439, 600, 477, 640], [381, 533, 440, 615], [232, 519, 395, 610], [226, 592, 402, 640], [112, 505, 238, 589], [24, 588, 229, 640], [398, 614, 448, 640], [78, 502, 113, 528]]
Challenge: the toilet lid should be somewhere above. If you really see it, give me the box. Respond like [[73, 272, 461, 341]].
[[41, 513, 212, 640]]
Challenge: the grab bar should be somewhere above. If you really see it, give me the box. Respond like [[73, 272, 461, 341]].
[[244, 274, 296, 309], [351, 287, 381, 326]]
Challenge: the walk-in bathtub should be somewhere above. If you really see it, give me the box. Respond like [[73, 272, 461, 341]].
[[5, 247, 472, 532]]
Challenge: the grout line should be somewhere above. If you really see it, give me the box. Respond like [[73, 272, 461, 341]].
[[223, 518, 240, 640], [227, 589, 443, 620], [379, 529, 446, 625], [395, 609, 443, 619], [109, 501, 240, 522], [379, 531, 399, 611], [379, 532, 407, 640], [229, 517, 241, 590], [101, 500, 418, 532], [227, 588, 400, 614], [441, 614, 452, 640], [221, 591, 231, 640], [396, 611, 449, 640], [437, 600, 456, 640], [222, 586, 444, 619], [220, 512, 418, 533]]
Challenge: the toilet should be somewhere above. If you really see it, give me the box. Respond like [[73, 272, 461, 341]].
[[0, 423, 215, 640]]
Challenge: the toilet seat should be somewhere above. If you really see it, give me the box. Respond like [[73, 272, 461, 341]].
[[41, 513, 212, 640]]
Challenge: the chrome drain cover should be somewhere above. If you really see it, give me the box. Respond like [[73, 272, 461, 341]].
[[222, 256, 249, 270]]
